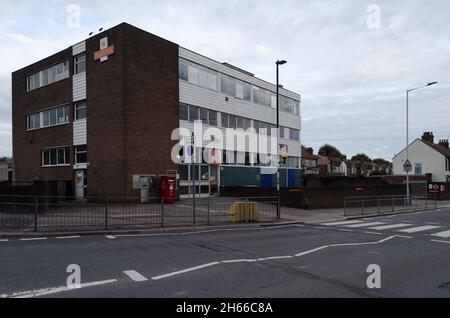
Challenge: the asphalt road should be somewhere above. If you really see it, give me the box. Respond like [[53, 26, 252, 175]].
[[1, 207, 450, 298]]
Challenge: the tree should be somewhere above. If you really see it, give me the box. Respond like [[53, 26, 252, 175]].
[[373, 158, 390, 166], [351, 153, 372, 163], [318, 144, 343, 157]]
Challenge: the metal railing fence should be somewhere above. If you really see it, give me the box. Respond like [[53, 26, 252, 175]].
[[344, 194, 437, 217], [0, 195, 280, 233]]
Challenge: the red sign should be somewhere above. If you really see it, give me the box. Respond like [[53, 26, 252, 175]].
[[94, 45, 115, 61]]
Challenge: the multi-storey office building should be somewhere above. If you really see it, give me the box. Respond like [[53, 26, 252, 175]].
[[12, 23, 301, 199]]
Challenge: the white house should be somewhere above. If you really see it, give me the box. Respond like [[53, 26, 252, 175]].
[[393, 132, 450, 183]]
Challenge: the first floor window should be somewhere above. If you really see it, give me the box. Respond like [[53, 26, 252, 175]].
[[74, 54, 86, 74], [42, 147, 70, 167], [415, 163, 422, 175], [75, 101, 87, 120], [75, 145, 87, 164]]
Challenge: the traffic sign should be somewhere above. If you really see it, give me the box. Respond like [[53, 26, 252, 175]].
[[403, 160, 412, 172]]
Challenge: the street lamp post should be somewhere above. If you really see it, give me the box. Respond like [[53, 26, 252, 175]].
[[276, 60, 287, 196], [405, 82, 438, 203]]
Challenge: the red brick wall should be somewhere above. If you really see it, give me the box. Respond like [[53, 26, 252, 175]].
[[12, 49, 73, 183]]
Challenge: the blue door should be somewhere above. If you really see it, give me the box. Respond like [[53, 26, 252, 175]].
[[288, 170, 297, 188]]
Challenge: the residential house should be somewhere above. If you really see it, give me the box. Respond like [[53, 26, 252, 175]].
[[393, 132, 450, 183], [301, 148, 319, 175]]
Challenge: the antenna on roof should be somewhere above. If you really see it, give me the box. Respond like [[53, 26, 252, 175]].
[[99, 27, 104, 32], [89, 32, 94, 36]]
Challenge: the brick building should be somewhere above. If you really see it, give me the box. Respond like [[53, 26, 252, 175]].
[[12, 23, 302, 199]]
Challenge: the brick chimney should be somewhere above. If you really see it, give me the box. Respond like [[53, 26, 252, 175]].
[[306, 147, 314, 155], [439, 139, 449, 149], [422, 132, 434, 144]]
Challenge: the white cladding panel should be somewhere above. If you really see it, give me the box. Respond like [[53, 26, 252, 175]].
[[73, 119, 87, 146], [179, 47, 300, 102], [72, 41, 86, 56], [73, 72, 86, 102], [393, 139, 448, 183]]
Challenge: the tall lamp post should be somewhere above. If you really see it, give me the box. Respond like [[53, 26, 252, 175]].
[[406, 82, 438, 203], [276, 60, 287, 196]]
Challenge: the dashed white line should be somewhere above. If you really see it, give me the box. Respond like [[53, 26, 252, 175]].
[[0, 239, 8, 242], [364, 232, 384, 236], [152, 262, 220, 280], [123, 270, 148, 282], [20, 237, 47, 241], [56, 236, 81, 240], [105, 235, 116, 239], [1, 279, 118, 298]]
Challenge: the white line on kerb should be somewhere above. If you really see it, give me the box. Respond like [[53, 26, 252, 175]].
[[123, 270, 148, 282], [0, 279, 118, 298], [20, 237, 47, 241]]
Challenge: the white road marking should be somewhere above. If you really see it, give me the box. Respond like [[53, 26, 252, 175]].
[[123, 270, 148, 282], [369, 223, 412, 231], [431, 230, 450, 239], [338, 229, 355, 232], [0, 239, 8, 242], [56, 236, 81, 239], [258, 256, 294, 261], [344, 222, 386, 228], [222, 259, 258, 264], [322, 220, 362, 226], [151, 262, 220, 280], [1, 279, 118, 298], [20, 237, 47, 241], [364, 232, 384, 235], [398, 225, 442, 234], [431, 239, 450, 244], [295, 246, 329, 257], [105, 235, 116, 239]]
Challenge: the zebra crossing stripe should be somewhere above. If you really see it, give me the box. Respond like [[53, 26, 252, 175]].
[[369, 223, 412, 231], [431, 230, 450, 239], [398, 225, 441, 234], [344, 222, 386, 228], [322, 220, 362, 226]]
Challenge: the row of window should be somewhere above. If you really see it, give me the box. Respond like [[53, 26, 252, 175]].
[[26, 101, 87, 131], [179, 59, 300, 115], [26, 61, 70, 91], [26, 54, 86, 92], [179, 104, 300, 141], [41, 145, 87, 167], [27, 105, 70, 130], [179, 147, 300, 168]]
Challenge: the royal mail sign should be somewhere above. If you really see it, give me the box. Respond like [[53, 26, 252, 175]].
[[94, 37, 114, 62]]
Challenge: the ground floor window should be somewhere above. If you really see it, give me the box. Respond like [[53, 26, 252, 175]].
[[42, 147, 70, 167]]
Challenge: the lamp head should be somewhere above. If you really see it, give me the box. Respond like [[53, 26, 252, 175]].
[[276, 60, 287, 65]]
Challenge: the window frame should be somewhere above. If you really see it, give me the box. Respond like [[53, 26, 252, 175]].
[[26, 60, 70, 92], [75, 145, 87, 164], [74, 54, 86, 75], [74, 100, 87, 121], [27, 104, 70, 131], [41, 146, 70, 167]]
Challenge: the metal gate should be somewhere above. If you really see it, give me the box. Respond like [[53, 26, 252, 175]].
[[410, 181, 428, 197]]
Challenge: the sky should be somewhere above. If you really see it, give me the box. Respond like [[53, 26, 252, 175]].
[[0, 0, 449, 161]]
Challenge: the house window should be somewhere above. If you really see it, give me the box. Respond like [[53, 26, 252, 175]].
[[42, 147, 70, 167], [289, 128, 300, 141], [179, 104, 189, 121], [27, 105, 69, 130], [208, 110, 217, 126], [75, 145, 87, 164], [27, 61, 69, 91], [75, 101, 87, 120], [446, 158, 450, 172], [74, 54, 86, 74], [280, 127, 285, 139], [415, 163, 422, 175], [179, 60, 189, 81], [188, 105, 199, 122]]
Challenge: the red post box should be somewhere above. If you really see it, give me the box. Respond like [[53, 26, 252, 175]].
[[161, 176, 177, 204]]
